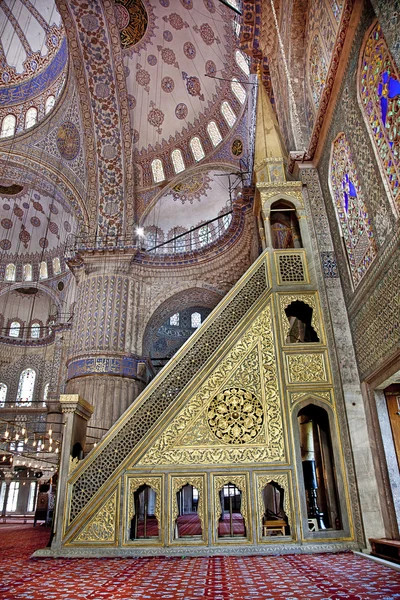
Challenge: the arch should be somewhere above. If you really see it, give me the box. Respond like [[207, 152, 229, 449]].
[[128, 479, 161, 541], [329, 132, 377, 287], [16, 368, 36, 406], [52, 257, 61, 275], [231, 78, 246, 104], [190, 136, 205, 161], [1, 114, 16, 138], [207, 121, 222, 146], [151, 158, 165, 183], [23, 264, 33, 281], [45, 95, 56, 114], [215, 476, 248, 538], [9, 321, 21, 337], [358, 20, 400, 216], [191, 312, 202, 329], [284, 300, 319, 343], [171, 149, 185, 174], [235, 49, 250, 76], [39, 261, 48, 280], [30, 322, 41, 339], [257, 477, 291, 537], [0, 383, 7, 407], [270, 199, 302, 249], [172, 478, 204, 539], [5, 264, 16, 281], [221, 101, 237, 127]]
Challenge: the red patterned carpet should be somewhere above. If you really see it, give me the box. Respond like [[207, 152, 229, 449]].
[[1, 524, 400, 599]]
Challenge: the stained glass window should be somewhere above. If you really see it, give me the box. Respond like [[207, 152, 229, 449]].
[[235, 50, 250, 76], [9, 321, 20, 337], [330, 133, 377, 286], [170, 313, 179, 326], [16, 368, 36, 406], [151, 158, 165, 183], [39, 261, 48, 280], [198, 225, 212, 246], [52, 257, 61, 275], [25, 107, 38, 129], [171, 149, 185, 174], [359, 22, 400, 213], [1, 114, 16, 138], [30, 323, 40, 339], [309, 34, 327, 110], [0, 383, 6, 408], [45, 96, 55, 114], [23, 264, 32, 281], [223, 213, 232, 229], [5, 263, 16, 281], [207, 121, 222, 147], [190, 137, 205, 161], [231, 78, 246, 104], [221, 101, 237, 127], [191, 312, 201, 329]]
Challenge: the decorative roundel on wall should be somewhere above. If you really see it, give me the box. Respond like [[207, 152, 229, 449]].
[[56, 122, 80, 161], [116, 0, 148, 48], [183, 42, 196, 59], [39, 237, 49, 248], [161, 76, 175, 93], [49, 203, 58, 214], [132, 129, 140, 143], [0, 239, 11, 250], [204, 0, 216, 13], [180, 0, 193, 8], [30, 216, 41, 227], [1, 218, 12, 229], [49, 221, 59, 235], [207, 388, 264, 445], [175, 103, 188, 120], [147, 54, 157, 66], [2, 204, 10, 210], [205, 60, 216, 76], [163, 30, 173, 42], [63, 221, 71, 232], [231, 138, 244, 157], [159, 0, 170, 7]]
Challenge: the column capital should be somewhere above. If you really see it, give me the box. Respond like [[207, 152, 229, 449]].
[[60, 395, 94, 421]]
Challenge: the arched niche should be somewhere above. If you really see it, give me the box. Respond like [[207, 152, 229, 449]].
[[215, 477, 248, 539], [292, 399, 349, 537], [270, 200, 303, 249], [172, 477, 204, 541], [284, 300, 320, 343], [257, 476, 291, 539], [128, 479, 161, 542]]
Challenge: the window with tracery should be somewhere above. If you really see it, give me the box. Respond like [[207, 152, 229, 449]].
[[309, 34, 327, 110], [330, 133, 377, 286], [191, 312, 201, 329], [39, 261, 48, 280], [198, 225, 211, 246], [359, 22, 400, 213], [0, 383, 7, 408], [30, 323, 40, 339], [190, 137, 205, 161], [151, 158, 165, 183], [221, 101, 237, 127], [222, 213, 232, 229], [25, 107, 38, 129], [9, 321, 20, 337], [170, 313, 179, 326], [171, 149, 185, 174], [1, 114, 16, 138], [16, 368, 36, 406], [23, 264, 33, 281], [235, 50, 250, 76], [45, 96, 55, 114], [207, 121, 222, 147], [231, 78, 246, 104], [52, 257, 61, 275], [5, 263, 16, 281]]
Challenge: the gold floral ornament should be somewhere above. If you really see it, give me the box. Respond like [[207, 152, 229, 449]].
[[207, 388, 263, 444]]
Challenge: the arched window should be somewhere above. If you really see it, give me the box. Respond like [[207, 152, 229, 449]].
[[39, 261, 48, 280], [222, 213, 232, 229], [1, 114, 16, 138], [151, 159, 165, 183], [16, 368, 36, 406], [0, 383, 7, 408], [231, 78, 246, 104], [359, 22, 400, 213], [207, 121, 222, 146], [190, 137, 205, 161], [198, 225, 211, 247], [45, 95, 55, 114], [170, 313, 179, 326], [191, 312, 201, 329], [9, 321, 20, 337], [235, 50, 250, 76], [43, 382, 49, 407], [5, 263, 16, 281], [52, 257, 61, 275], [25, 107, 37, 129], [30, 323, 41, 339], [171, 149, 185, 174], [174, 484, 202, 538], [130, 484, 159, 540], [270, 200, 302, 249], [23, 264, 33, 281], [330, 133, 377, 286], [221, 101, 237, 127]]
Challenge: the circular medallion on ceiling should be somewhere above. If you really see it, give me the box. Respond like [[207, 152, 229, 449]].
[[0, 239, 11, 250], [207, 389, 264, 445], [175, 103, 188, 120], [116, 0, 148, 49], [1, 218, 12, 229], [56, 122, 80, 161]]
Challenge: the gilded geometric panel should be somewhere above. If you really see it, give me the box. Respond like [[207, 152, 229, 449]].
[[138, 301, 285, 466], [285, 353, 328, 384], [290, 390, 332, 407], [71, 486, 119, 544]]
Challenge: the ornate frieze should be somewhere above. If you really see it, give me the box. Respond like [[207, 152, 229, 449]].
[[286, 353, 327, 384]]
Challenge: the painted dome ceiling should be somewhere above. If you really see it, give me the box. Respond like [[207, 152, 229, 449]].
[[0, 0, 67, 134], [119, 0, 249, 186]]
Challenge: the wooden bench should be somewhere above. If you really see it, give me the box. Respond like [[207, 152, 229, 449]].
[[263, 519, 286, 536], [369, 538, 400, 564]]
